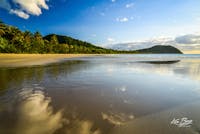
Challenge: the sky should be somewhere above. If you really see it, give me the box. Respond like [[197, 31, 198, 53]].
[[0, 0, 200, 53]]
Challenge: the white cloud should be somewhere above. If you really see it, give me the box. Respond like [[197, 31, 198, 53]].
[[175, 34, 200, 44], [13, 0, 49, 16], [108, 34, 200, 53], [111, 0, 116, 3], [10, 9, 29, 19], [107, 37, 115, 42], [126, 3, 134, 8], [116, 17, 129, 22], [0, 0, 49, 19]]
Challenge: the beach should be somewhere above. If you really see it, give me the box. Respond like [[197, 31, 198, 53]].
[[0, 54, 200, 134], [0, 54, 98, 67]]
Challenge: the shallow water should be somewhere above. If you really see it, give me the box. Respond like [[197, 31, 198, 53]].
[[0, 54, 200, 134]]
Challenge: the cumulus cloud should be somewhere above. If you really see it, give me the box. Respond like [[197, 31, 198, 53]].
[[175, 34, 200, 44], [10, 9, 30, 19], [107, 37, 115, 42], [13, 0, 49, 16], [0, 0, 49, 19], [108, 34, 200, 53], [116, 17, 129, 22]]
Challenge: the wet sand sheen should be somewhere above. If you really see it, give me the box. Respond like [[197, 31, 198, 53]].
[[0, 54, 200, 134], [111, 101, 200, 134], [0, 54, 101, 67]]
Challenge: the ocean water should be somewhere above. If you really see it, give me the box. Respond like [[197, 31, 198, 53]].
[[0, 54, 200, 134]]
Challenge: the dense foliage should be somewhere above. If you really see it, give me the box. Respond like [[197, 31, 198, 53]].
[[136, 45, 183, 54], [0, 20, 182, 54], [0, 20, 119, 54]]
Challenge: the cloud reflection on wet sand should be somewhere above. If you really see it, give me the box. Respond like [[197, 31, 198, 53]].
[[102, 111, 134, 126], [65, 119, 101, 134], [9, 85, 200, 134], [1, 85, 102, 134], [1, 55, 200, 134], [16, 88, 64, 134]]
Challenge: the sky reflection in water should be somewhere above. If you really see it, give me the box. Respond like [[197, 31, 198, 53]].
[[0, 54, 200, 134]]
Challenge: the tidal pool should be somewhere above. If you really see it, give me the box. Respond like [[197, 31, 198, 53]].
[[0, 54, 200, 134]]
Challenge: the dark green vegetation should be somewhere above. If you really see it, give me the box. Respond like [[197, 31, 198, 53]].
[[0, 20, 116, 54], [0, 20, 182, 54], [136, 45, 183, 54], [43, 34, 117, 54]]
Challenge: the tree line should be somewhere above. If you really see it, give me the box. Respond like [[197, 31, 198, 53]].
[[0, 20, 132, 54], [0, 19, 181, 54]]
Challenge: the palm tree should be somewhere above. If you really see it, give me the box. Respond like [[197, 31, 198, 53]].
[[32, 31, 45, 53], [23, 31, 33, 52], [0, 20, 5, 36]]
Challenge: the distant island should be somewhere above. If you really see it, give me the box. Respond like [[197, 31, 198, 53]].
[[0, 20, 182, 54], [135, 45, 183, 54]]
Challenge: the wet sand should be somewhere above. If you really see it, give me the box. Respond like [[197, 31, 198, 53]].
[[0, 54, 99, 67], [111, 101, 200, 134], [0, 54, 200, 134]]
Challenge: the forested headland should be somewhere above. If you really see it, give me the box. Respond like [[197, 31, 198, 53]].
[[0, 20, 120, 54], [0, 20, 182, 54]]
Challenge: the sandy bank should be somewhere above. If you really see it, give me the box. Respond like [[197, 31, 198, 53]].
[[0, 54, 98, 67]]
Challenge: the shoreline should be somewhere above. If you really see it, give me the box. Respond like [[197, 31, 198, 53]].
[[0, 54, 101, 68], [1, 53, 199, 68]]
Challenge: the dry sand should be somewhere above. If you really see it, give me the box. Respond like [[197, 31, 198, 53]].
[[0, 54, 98, 67]]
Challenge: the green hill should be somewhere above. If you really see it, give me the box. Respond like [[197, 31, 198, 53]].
[[0, 21, 115, 54], [134, 45, 183, 54], [44, 34, 99, 48], [0, 20, 183, 54], [43, 34, 115, 53]]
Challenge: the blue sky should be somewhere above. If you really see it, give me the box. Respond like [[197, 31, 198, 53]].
[[0, 0, 200, 53]]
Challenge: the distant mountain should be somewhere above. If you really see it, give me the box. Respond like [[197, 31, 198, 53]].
[[134, 45, 183, 54]]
